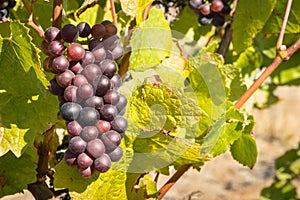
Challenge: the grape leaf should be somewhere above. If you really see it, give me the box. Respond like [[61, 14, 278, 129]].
[[32, 0, 53, 29], [0, 124, 28, 157], [262, 0, 300, 34], [54, 155, 127, 200], [232, 0, 276, 54], [129, 7, 173, 71], [0, 147, 37, 198], [75, 4, 104, 26], [0, 21, 58, 147], [119, 0, 153, 24]]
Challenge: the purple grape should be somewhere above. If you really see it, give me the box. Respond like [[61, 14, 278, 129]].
[[81, 64, 102, 83], [103, 89, 120, 105], [116, 94, 127, 113], [100, 130, 121, 153], [111, 116, 128, 133], [110, 74, 122, 89], [77, 107, 100, 126], [211, 0, 224, 12], [67, 120, 82, 137], [52, 55, 70, 73], [60, 102, 82, 121], [85, 96, 104, 110], [212, 13, 226, 26], [94, 154, 111, 173], [108, 146, 123, 162], [99, 59, 117, 78], [102, 35, 120, 51], [72, 74, 88, 87], [96, 120, 111, 134], [94, 75, 111, 96], [87, 138, 105, 158], [91, 24, 106, 39], [77, 22, 91, 38], [101, 20, 113, 26], [64, 149, 77, 166], [88, 39, 101, 51], [200, 4, 210, 15], [44, 26, 61, 42], [104, 23, 117, 35], [92, 45, 106, 62], [79, 166, 94, 178], [67, 43, 85, 61], [77, 152, 93, 169], [69, 136, 87, 154], [80, 126, 99, 142], [41, 40, 51, 56], [111, 45, 123, 60], [56, 69, 75, 88], [61, 24, 79, 43], [189, 0, 202, 9], [81, 51, 95, 66], [100, 104, 118, 122], [69, 61, 83, 74], [49, 78, 64, 96], [48, 40, 65, 56], [64, 85, 80, 102], [77, 83, 94, 100]]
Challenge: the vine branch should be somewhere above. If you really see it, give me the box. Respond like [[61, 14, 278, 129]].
[[52, 0, 63, 29], [109, 0, 117, 27], [276, 0, 293, 50]]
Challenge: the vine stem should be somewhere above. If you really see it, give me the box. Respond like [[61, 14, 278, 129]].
[[235, 37, 300, 109], [52, 0, 63, 29], [276, 0, 293, 50], [143, 2, 152, 21], [109, 0, 117, 27]]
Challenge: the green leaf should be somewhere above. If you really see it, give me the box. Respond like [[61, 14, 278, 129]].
[[0, 21, 58, 147], [119, 0, 153, 24], [230, 133, 257, 168], [54, 161, 127, 200], [232, 0, 276, 54], [129, 7, 173, 71], [75, 4, 104, 26], [32, 0, 53, 30], [0, 124, 28, 157], [0, 147, 37, 198], [262, 0, 300, 34]]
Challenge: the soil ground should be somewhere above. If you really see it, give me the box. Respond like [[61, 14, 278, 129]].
[[1, 86, 300, 200]]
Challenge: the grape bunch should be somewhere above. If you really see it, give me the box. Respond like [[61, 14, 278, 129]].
[[152, 0, 186, 23], [0, 0, 16, 22], [41, 21, 127, 178], [189, 0, 231, 26]]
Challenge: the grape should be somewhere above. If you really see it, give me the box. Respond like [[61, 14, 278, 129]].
[[81, 51, 95, 66], [64, 85, 80, 102], [211, 0, 224, 12], [60, 102, 82, 121], [104, 24, 117, 35], [77, 83, 94, 100], [116, 94, 127, 113], [103, 89, 120, 105], [94, 154, 111, 173], [43, 57, 56, 73], [189, 0, 202, 9], [48, 40, 65, 56], [77, 22, 91, 38], [77, 107, 100, 126], [0, 8, 8, 21], [212, 13, 225, 26], [69, 136, 87, 154], [102, 35, 120, 51], [94, 75, 111, 96], [198, 14, 213, 25], [99, 59, 117, 78], [69, 61, 83, 74], [72, 74, 88, 87], [108, 146, 123, 162], [200, 4, 210, 15], [0, 0, 8, 8], [91, 24, 106, 39], [44, 26, 61, 42], [67, 120, 82, 137], [81, 63, 102, 83], [52, 55, 69, 73], [80, 126, 99, 142], [105, 50, 113, 60], [49, 78, 64, 96], [221, 3, 231, 15], [41, 40, 51, 56], [61, 24, 79, 43], [79, 166, 93, 178], [77, 152, 93, 169], [111, 116, 128, 133], [85, 96, 104, 110], [99, 104, 118, 122], [101, 20, 113, 26], [56, 69, 75, 88], [88, 39, 101, 51], [110, 74, 122, 89], [67, 43, 85, 61], [111, 45, 123, 60], [87, 138, 105, 158], [64, 149, 77, 166], [92, 45, 106, 62], [100, 130, 121, 153], [8, 0, 16, 8], [96, 120, 111, 134]]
